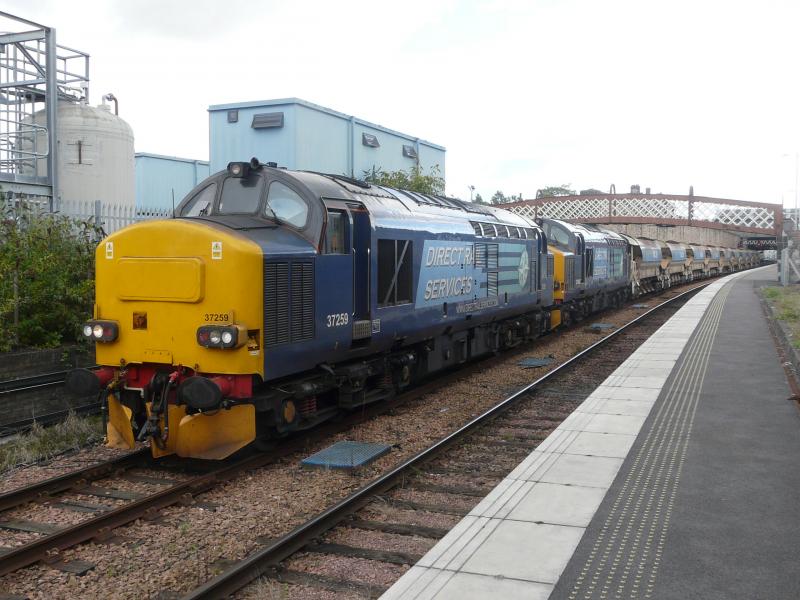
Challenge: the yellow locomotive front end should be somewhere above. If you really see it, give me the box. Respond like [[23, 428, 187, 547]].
[[75, 218, 264, 459]]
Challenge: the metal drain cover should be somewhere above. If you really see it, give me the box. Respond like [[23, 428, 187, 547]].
[[302, 440, 391, 470], [589, 323, 615, 331], [632, 303, 649, 308], [518, 357, 554, 368]]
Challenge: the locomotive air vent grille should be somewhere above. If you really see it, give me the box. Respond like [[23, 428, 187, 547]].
[[470, 221, 483, 236], [487, 244, 499, 269], [475, 244, 487, 268], [352, 320, 372, 340], [265, 262, 290, 346], [290, 261, 314, 342], [547, 255, 554, 278], [487, 271, 499, 296], [565, 256, 576, 291]]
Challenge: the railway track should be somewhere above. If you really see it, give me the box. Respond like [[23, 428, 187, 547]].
[[0, 360, 512, 578], [0, 277, 719, 593], [0, 368, 101, 439], [180, 283, 706, 599], [0, 371, 71, 395]]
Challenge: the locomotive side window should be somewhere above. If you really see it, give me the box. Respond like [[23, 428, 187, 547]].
[[266, 181, 309, 228], [585, 248, 594, 278], [219, 176, 264, 214], [546, 223, 570, 248], [378, 239, 413, 307], [324, 210, 348, 254], [181, 183, 217, 217]]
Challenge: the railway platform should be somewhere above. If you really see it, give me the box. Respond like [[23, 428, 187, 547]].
[[381, 265, 800, 600]]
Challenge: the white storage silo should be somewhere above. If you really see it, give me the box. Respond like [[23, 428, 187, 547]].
[[25, 101, 135, 213]]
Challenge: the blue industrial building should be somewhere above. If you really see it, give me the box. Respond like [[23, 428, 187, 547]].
[[207, 98, 446, 180], [135, 153, 210, 209]]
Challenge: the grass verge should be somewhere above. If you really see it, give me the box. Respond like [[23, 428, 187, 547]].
[[0, 411, 103, 472], [762, 285, 800, 348]]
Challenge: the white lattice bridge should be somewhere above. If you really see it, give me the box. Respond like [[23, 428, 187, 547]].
[[504, 194, 782, 236]]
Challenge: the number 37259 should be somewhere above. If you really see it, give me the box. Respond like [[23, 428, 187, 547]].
[[326, 313, 349, 327]]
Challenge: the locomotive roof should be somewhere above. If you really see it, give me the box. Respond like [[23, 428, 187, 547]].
[[542, 218, 626, 243], [175, 165, 539, 250], [293, 170, 533, 229]]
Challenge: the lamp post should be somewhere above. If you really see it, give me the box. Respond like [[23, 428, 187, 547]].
[[783, 152, 799, 211], [468, 185, 475, 202]]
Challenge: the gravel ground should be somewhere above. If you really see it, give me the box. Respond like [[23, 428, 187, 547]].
[[325, 528, 435, 557], [359, 504, 462, 530], [0, 288, 691, 599], [288, 553, 407, 588], [0, 443, 137, 494]]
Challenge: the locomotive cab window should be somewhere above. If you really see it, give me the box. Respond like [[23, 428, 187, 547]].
[[218, 175, 264, 214], [324, 209, 348, 254], [181, 183, 217, 217], [266, 181, 309, 228], [378, 239, 413, 307]]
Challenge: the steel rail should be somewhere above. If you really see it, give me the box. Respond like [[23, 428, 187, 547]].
[[182, 281, 711, 600], [0, 401, 102, 438], [0, 368, 478, 577], [0, 365, 99, 395], [0, 370, 70, 395], [0, 448, 150, 513]]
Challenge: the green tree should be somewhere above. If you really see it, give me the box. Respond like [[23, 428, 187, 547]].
[[490, 191, 523, 205], [0, 202, 100, 351], [536, 185, 576, 198], [491, 190, 507, 205], [363, 164, 445, 195], [473, 193, 485, 204]]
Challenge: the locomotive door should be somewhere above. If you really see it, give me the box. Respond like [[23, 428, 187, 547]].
[[349, 203, 372, 344]]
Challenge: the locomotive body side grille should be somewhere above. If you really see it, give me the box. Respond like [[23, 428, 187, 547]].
[[487, 271, 498, 296], [264, 262, 290, 346], [265, 260, 315, 347], [487, 244, 499, 269], [291, 261, 314, 342], [565, 256, 576, 291]]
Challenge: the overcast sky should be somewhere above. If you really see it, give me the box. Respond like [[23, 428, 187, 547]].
[[5, 0, 800, 205]]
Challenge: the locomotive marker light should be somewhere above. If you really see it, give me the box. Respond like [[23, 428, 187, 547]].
[[196, 324, 246, 349], [81, 320, 119, 342]]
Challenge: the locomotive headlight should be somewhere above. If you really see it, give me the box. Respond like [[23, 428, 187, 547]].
[[227, 161, 250, 178], [196, 324, 247, 349], [82, 320, 119, 343]]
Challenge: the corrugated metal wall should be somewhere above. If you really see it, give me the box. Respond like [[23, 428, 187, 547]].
[[135, 153, 210, 209]]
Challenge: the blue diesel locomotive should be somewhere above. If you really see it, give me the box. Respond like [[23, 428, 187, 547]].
[[72, 159, 758, 459]]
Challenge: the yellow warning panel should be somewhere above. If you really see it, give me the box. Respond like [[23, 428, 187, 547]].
[[106, 393, 135, 450], [175, 404, 256, 460]]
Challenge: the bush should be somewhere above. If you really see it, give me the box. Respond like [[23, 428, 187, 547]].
[[0, 204, 100, 351], [363, 164, 445, 195]]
